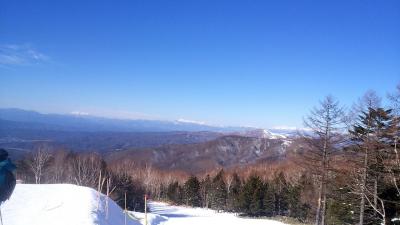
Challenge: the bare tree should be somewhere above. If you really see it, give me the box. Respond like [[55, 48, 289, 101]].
[[142, 164, 154, 194], [303, 95, 345, 225], [47, 150, 69, 183], [26, 145, 53, 184], [69, 153, 105, 188]]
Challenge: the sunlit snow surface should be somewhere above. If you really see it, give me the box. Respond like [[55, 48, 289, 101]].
[[3, 184, 287, 225], [2, 184, 141, 225], [131, 201, 287, 225]]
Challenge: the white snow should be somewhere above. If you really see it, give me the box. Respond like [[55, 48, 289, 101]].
[[133, 201, 288, 225], [2, 185, 288, 225], [175, 118, 207, 125], [1, 184, 141, 225], [260, 129, 284, 139]]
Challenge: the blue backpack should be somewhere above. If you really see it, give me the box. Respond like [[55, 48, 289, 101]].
[[0, 150, 16, 204]]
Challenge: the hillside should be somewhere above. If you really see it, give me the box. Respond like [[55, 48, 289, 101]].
[[106, 135, 291, 173], [1, 184, 141, 225], [0, 128, 221, 154]]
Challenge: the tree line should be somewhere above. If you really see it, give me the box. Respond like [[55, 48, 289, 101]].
[[161, 170, 312, 222]]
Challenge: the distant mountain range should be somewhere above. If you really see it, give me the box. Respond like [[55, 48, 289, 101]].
[[0, 108, 249, 133], [0, 108, 308, 173], [0, 108, 301, 164]]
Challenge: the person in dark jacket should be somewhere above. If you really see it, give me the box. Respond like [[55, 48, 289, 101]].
[[0, 149, 16, 204]]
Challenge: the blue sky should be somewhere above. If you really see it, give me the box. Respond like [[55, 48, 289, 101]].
[[0, 0, 399, 128]]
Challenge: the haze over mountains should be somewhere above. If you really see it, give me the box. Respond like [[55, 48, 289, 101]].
[[0, 108, 298, 142], [0, 108, 250, 133]]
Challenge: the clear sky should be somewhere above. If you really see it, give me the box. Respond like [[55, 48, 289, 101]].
[[0, 0, 399, 128]]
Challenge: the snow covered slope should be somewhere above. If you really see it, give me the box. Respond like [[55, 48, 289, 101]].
[[1, 184, 141, 225], [138, 201, 288, 225]]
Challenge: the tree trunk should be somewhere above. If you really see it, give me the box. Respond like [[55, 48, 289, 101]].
[[319, 124, 329, 225], [359, 149, 368, 225], [359, 194, 365, 225], [315, 181, 322, 225], [321, 190, 326, 225], [374, 178, 378, 210]]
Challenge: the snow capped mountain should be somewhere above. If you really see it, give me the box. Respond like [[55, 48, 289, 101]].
[[269, 126, 311, 136], [0, 108, 306, 137], [70, 111, 90, 116], [175, 118, 207, 125], [261, 129, 287, 139], [231, 128, 287, 139]]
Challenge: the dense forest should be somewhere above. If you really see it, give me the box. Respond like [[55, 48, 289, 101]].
[[13, 84, 400, 225]]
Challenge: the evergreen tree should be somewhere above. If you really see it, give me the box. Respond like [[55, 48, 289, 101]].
[[239, 175, 264, 216], [167, 181, 182, 204], [110, 171, 146, 212], [249, 183, 264, 216], [287, 184, 311, 222], [326, 187, 355, 225], [272, 172, 289, 216], [183, 176, 201, 207], [209, 170, 227, 211], [263, 181, 275, 216], [200, 174, 212, 208], [291, 174, 313, 222], [349, 107, 393, 224], [227, 173, 242, 212]]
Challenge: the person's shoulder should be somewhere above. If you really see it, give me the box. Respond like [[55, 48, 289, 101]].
[[6, 159, 16, 171], [0, 159, 16, 171], [0, 159, 7, 168]]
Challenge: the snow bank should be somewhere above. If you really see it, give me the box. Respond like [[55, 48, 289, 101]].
[[129, 211, 167, 225], [1, 184, 141, 225]]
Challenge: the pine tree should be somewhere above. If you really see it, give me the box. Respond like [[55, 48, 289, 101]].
[[326, 186, 355, 225], [249, 183, 264, 216], [287, 184, 311, 222], [227, 173, 242, 212], [239, 175, 264, 216], [200, 174, 212, 208], [110, 171, 146, 212], [263, 181, 275, 216], [388, 84, 400, 182], [183, 176, 201, 207], [167, 181, 182, 204], [272, 172, 289, 216], [293, 174, 313, 222], [209, 170, 227, 211], [349, 107, 393, 224]]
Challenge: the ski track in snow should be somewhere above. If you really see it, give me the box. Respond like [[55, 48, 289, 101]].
[[140, 201, 287, 225]]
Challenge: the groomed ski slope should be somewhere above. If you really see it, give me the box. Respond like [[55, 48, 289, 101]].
[[2, 184, 288, 225], [131, 201, 288, 225], [2, 184, 141, 225]]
